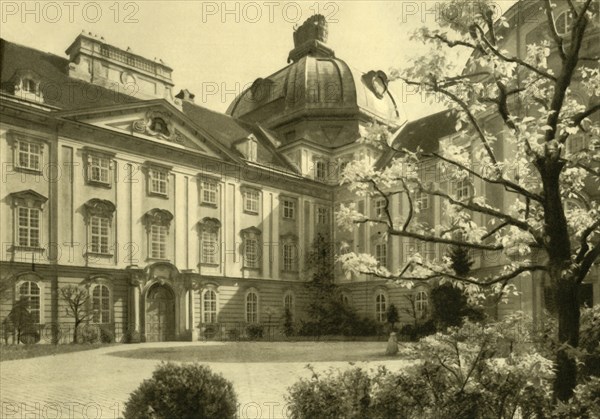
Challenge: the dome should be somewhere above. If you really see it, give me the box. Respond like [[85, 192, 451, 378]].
[[226, 15, 401, 134]]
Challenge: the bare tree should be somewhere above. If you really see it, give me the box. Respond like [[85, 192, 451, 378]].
[[60, 285, 94, 343]]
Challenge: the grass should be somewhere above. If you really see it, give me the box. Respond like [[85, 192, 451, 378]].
[[0, 343, 115, 362], [109, 341, 408, 363]]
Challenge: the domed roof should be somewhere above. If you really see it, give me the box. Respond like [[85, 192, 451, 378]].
[[226, 15, 401, 129]]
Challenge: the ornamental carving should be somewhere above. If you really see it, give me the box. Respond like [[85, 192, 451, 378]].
[[84, 198, 116, 221], [144, 208, 174, 229], [198, 217, 221, 233], [10, 190, 48, 209], [132, 110, 185, 143]]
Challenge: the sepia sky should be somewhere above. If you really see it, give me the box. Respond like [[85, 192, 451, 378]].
[[1, 1, 517, 120]]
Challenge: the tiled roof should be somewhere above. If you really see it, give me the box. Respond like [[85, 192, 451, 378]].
[[0, 38, 139, 109]]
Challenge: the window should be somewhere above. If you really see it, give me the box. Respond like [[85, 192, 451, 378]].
[[17, 140, 42, 171], [201, 231, 218, 264], [454, 179, 471, 201], [375, 199, 386, 217], [282, 243, 297, 271], [246, 291, 258, 323], [199, 217, 221, 266], [90, 216, 111, 254], [18, 207, 40, 248], [555, 10, 573, 36], [415, 290, 429, 318], [201, 181, 218, 205], [18, 281, 41, 324], [566, 135, 589, 155], [315, 160, 327, 181], [282, 199, 296, 219], [317, 207, 329, 224], [244, 238, 259, 268], [202, 290, 217, 323], [88, 154, 111, 184], [244, 189, 260, 214], [149, 168, 168, 196], [144, 209, 173, 260], [415, 191, 429, 210], [150, 224, 168, 259], [284, 293, 294, 313], [375, 293, 386, 322], [22, 78, 37, 93], [92, 285, 110, 323], [375, 243, 387, 267]]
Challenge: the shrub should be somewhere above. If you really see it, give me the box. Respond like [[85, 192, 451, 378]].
[[399, 319, 436, 342], [287, 318, 557, 419], [282, 308, 295, 337], [246, 324, 264, 340], [78, 325, 98, 343], [99, 325, 114, 343], [124, 362, 237, 419], [429, 283, 485, 330]]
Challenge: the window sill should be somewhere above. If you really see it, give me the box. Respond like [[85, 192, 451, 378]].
[[243, 210, 259, 216], [85, 252, 113, 258], [243, 266, 261, 271], [200, 202, 218, 208], [14, 166, 43, 175], [200, 262, 220, 267], [87, 180, 112, 189], [11, 245, 45, 253], [148, 191, 169, 199], [281, 216, 296, 221], [147, 257, 171, 263]]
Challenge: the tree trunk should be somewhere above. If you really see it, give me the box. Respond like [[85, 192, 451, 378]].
[[552, 275, 580, 402], [73, 320, 80, 344]]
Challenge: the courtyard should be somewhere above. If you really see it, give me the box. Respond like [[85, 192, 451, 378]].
[[0, 341, 413, 419]]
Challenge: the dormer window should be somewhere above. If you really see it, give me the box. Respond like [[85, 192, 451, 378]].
[[314, 159, 328, 181], [23, 79, 37, 94], [235, 135, 258, 162]]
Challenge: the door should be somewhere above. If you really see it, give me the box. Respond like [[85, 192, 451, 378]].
[[145, 284, 175, 342]]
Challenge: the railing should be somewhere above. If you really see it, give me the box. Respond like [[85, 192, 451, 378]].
[[197, 321, 282, 342], [0, 322, 130, 345]]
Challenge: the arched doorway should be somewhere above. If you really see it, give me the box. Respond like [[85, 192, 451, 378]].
[[145, 283, 175, 342]]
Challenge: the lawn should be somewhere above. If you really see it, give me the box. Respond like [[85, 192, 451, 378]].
[[0, 343, 115, 362], [109, 341, 407, 363]]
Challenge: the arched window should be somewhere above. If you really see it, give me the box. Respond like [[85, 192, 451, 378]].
[[555, 10, 573, 36], [375, 293, 387, 322], [92, 285, 110, 323], [18, 281, 41, 324], [202, 290, 217, 323], [246, 291, 259, 323], [415, 290, 429, 318]]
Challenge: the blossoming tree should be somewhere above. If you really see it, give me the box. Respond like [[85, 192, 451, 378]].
[[337, 0, 599, 401]]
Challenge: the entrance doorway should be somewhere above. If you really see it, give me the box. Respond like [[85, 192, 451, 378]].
[[145, 283, 175, 342]]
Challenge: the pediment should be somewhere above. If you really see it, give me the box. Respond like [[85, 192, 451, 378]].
[[54, 101, 240, 162]]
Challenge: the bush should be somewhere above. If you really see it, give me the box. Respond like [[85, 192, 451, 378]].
[[78, 325, 98, 343], [282, 308, 295, 337], [246, 324, 264, 340], [124, 362, 237, 419], [287, 318, 558, 419], [399, 319, 436, 342], [99, 325, 114, 343], [429, 283, 485, 330]]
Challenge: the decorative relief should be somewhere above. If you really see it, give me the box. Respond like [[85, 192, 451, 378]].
[[144, 208, 174, 229], [84, 198, 116, 221], [132, 110, 186, 143]]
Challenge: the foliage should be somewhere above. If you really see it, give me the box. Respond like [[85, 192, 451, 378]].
[[3, 299, 37, 345], [385, 303, 399, 330], [398, 319, 436, 342], [60, 285, 94, 344], [246, 323, 264, 340], [287, 317, 558, 418], [448, 245, 473, 276], [123, 362, 237, 419], [282, 308, 295, 337], [552, 376, 600, 419], [336, 0, 600, 401], [78, 325, 98, 344], [297, 299, 382, 337], [99, 325, 115, 343], [430, 283, 485, 330]]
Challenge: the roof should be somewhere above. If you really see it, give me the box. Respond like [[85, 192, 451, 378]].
[[377, 110, 456, 168], [0, 38, 139, 109], [0, 37, 297, 174]]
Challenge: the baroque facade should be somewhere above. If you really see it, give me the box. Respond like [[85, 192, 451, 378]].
[[0, 4, 598, 343]]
